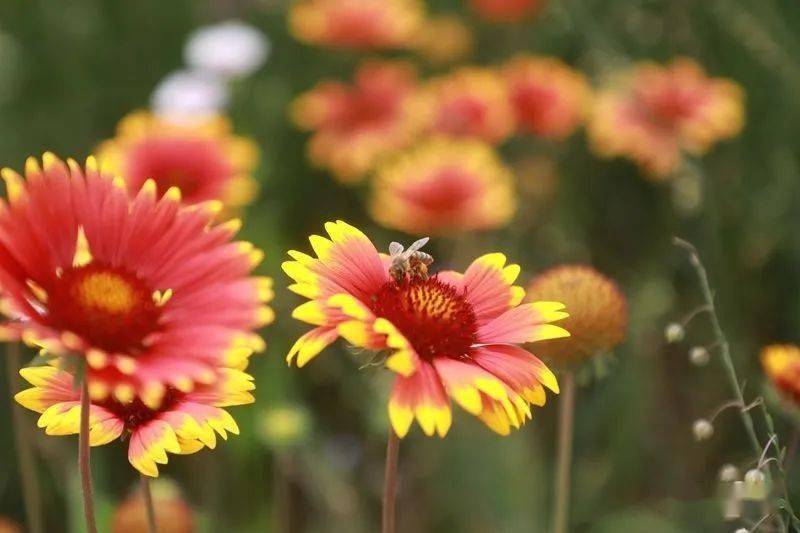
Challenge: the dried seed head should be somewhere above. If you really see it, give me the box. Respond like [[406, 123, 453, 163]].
[[689, 346, 710, 366], [692, 418, 714, 441], [665, 322, 685, 343]]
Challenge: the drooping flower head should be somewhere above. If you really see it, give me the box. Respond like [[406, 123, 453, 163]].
[[421, 67, 515, 144], [370, 137, 515, 235], [283, 221, 569, 437], [97, 111, 260, 209], [410, 15, 474, 65], [504, 55, 590, 139], [588, 58, 744, 179], [291, 60, 424, 182], [762, 345, 800, 406], [289, 0, 424, 50], [150, 70, 229, 121], [184, 20, 270, 79], [526, 265, 627, 367], [16, 363, 253, 477], [112, 479, 194, 533], [468, 0, 547, 22], [0, 154, 272, 407]]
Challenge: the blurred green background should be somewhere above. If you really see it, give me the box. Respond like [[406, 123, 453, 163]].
[[1, 0, 800, 531]]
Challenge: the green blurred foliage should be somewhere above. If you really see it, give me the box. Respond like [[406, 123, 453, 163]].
[[0, 0, 799, 531]]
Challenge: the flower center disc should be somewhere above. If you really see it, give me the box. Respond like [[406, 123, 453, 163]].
[[48, 263, 161, 354], [371, 277, 477, 361]]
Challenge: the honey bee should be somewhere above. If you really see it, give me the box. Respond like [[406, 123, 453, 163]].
[[389, 238, 434, 284]]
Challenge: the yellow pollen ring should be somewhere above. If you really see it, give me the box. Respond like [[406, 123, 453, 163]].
[[77, 272, 138, 314]]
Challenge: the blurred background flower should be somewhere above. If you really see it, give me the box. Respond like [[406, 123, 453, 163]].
[[184, 20, 269, 79], [467, 0, 547, 23], [111, 479, 194, 533]]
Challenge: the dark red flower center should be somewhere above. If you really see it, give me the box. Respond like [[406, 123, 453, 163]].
[[370, 277, 477, 361], [47, 262, 162, 354], [103, 388, 182, 432]]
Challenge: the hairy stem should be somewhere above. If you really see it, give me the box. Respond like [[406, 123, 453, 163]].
[[78, 379, 97, 533], [141, 474, 158, 533], [6, 343, 44, 533], [553, 371, 576, 533], [382, 431, 400, 533]]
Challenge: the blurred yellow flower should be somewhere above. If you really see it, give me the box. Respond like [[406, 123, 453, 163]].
[[421, 67, 515, 144], [291, 60, 424, 183], [410, 15, 473, 65], [588, 58, 744, 179], [258, 404, 312, 448], [97, 111, 260, 209], [289, 0, 424, 50], [762, 345, 800, 405], [504, 55, 590, 139], [526, 265, 627, 366], [370, 137, 515, 235]]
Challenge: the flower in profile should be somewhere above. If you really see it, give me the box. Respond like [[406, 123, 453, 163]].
[[468, 0, 546, 22], [284, 221, 569, 437], [16, 363, 254, 476], [291, 60, 423, 182], [588, 58, 744, 179], [112, 479, 194, 533], [289, 0, 424, 50], [370, 137, 515, 235], [150, 70, 229, 121], [410, 15, 473, 65], [0, 154, 271, 406], [185, 20, 269, 79], [504, 55, 590, 139], [421, 67, 515, 144], [96, 111, 260, 209], [761, 345, 800, 405], [526, 265, 627, 367]]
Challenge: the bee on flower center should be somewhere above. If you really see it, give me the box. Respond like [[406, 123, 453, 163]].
[[388, 237, 434, 285]]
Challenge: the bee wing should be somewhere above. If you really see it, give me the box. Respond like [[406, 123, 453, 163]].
[[389, 242, 405, 257], [406, 237, 430, 254]]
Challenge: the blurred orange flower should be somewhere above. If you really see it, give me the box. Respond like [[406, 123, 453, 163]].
[[112, 480, 194, 533], [97, 111, 260, 209], [526, 265, 627, 366], [588, 58, 744, 179], [762, 345, 800, 405], [421, 67, 515, 144], [289, 0, 424, 50], [468, 0, 546, 22], [291, 60, 424, 183], [0, 518, 20, 533], [410, 15, 474, 65], [370, 137, 515, 235], [504, 55, 590, 139]]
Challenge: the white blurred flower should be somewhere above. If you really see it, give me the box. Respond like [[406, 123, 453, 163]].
[[184, 20, 269, 78], [692, 418, 714, 441], [150, 70, 229, 121]]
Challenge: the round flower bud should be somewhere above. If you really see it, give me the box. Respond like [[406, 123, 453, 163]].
[[689, 346, 710, 366], [718, 464, 740, 483], [734, 529, 748, 533], [692, 418, 714, 441], [665, 322, 685, 343], [743, 468, 768, 501], [112, 479, 194, 533], [526, 265, 627, 366]]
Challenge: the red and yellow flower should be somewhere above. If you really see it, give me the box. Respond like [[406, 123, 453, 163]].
[[283, 221, 568, 437], [588, 58, 744, 178], [762, 345, 800, 406], [410, 15, 474, 65], [370, 137, 515, 235], [468, 0, 547, 22], [291, 60, 424, 182], [526, 265, 627, 367], [421, 67, 515, 144], [504, 55, 590, 139], [0, 154, 272, 407], [15, 363, 253, 477], [96, 111, 260, 210], [289, 0, 424, 50]]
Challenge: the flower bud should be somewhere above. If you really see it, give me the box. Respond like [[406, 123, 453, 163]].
[[718, 464, 740, 483], [665, 322, 685, 343], [743, 468, 768, 500], [689, 346, 710, 366], [733, 529, 748, 533], [692, 418, 714, 441]]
